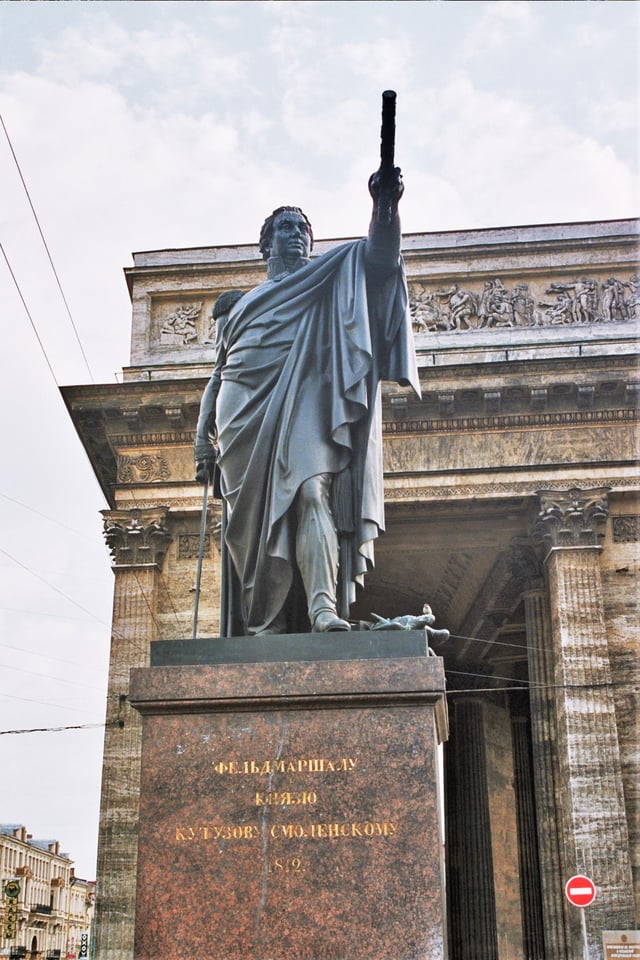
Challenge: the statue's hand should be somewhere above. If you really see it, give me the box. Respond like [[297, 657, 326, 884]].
[[195, 456, 216, 485], [368, 166, 404, 204]]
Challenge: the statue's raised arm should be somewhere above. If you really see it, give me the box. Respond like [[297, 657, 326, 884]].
[[365, 90, 404, 278]]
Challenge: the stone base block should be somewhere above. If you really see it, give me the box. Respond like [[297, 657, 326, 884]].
[[129, 632, 448, 960]]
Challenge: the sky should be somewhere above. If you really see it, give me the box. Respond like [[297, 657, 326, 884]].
[[0, 0, 637, 881]]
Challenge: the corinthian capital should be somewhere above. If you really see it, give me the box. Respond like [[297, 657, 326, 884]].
[[102, 507, 172, 568], [533, 487, 609, 550]]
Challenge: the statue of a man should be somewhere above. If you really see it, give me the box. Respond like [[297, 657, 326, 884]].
[[195, 168, 419, 636]]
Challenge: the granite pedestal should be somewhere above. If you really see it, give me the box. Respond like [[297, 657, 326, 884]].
[[129, 631, 448, 960]]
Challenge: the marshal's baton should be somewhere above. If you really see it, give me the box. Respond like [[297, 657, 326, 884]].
[[380, 89, 396, 175], [377, 89, 397, 224]]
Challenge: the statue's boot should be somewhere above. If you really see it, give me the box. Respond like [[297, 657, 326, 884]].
[[296, 474, 351, 633], [312, 609, 351, 633]]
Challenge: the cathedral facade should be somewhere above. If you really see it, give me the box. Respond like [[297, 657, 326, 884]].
[[63, 218, 639, 959]]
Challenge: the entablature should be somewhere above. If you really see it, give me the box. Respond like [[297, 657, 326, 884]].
[[122, 218, 638, 377]]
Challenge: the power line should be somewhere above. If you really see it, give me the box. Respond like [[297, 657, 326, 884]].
[[0, 721, 112, 736], [0, 540, 172, 656], [0, 609, 98, 623], [0, 544, 107, 624], [449, 632, 532, 653], [1, 241, 59, 386], [0, 491, 102, 543], [0, 661, 105, 692], [0, 111, 94, 383], [0, 639, 106, 669], [0, 690, 98, 716], [444, 668, 632, 693], [0, 669, 631, 737]]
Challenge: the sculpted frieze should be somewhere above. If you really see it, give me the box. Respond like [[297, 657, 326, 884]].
[[612, 516, 640, 542], [178, 533, 211, 559], [159, 302, 202, 345], [409, 273, 638, 332], [151, 297, 225, 350], [118, 453, 171, 483]]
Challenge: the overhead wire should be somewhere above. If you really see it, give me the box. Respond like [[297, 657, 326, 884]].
[[0, 639, 106, 670], [0, 112, 94, 383], [0, 151, 109, 694], [0, 665, 631, 736], [0, 690, 100, 716], [1, 241, 59, 386], [0, 534, 172, 658], [0, 661, 105, 693], [0, 721, 114, 736], [0, 491, 101, 542], [0, 609, 98, 623], [449, 632, 533, 653], [0, 116, 220, 746], [0, 544, 107, 625], [1, 105, 209, 648], [443, 670, 631, 692], [0, 547, 111, 715]]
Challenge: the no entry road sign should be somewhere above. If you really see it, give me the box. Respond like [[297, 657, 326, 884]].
[[565, 875, 597, 907]]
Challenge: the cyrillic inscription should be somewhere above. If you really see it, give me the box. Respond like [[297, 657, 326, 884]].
[[270, 820, 397, 840], [175, 820, 398, 842], [255, 790, 317, 806], [213, 757, 358, 775], [176, 824, 258, 842], [177, 752, 398, 881]]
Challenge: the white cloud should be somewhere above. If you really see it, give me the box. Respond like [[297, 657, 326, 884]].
[[462, 0, 538, 60], [339, 35, 413, 87], [36, 15, 247, 109], [587, 94, 638, 134], [574, 20, 614, 49], [403, 72, 637, 229]]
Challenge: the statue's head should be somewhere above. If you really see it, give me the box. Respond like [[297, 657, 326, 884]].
[[259, 206, 314, 261]]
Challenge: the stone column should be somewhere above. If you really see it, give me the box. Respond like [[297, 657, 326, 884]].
[[534, 488, 635, 959], [93, 508, 171, 960], [524, 580, 571, 958], [446, 699, 498, 960], [446, 696, 524, 958], [511, 709, 546, 960]]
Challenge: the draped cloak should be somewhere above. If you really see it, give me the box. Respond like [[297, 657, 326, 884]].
[[213, 238, 419, 635]]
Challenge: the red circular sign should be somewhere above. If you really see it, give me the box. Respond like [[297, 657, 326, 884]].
[[565, 875, 596, 907]]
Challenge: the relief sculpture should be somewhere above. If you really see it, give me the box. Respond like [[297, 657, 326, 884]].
[[118, 454, 171, 483], [159, 302, 202, 345], [410, 273, 638, 332]]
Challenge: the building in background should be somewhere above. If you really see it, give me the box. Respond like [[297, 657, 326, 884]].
[[63, 218, 639, 959], [1, 825, 94, 960]]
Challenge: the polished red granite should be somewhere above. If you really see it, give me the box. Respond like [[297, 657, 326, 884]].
[[129, 648, 447, 960]]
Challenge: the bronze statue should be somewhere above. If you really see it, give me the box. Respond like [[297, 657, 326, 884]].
[[195, 92, 419, 637]]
